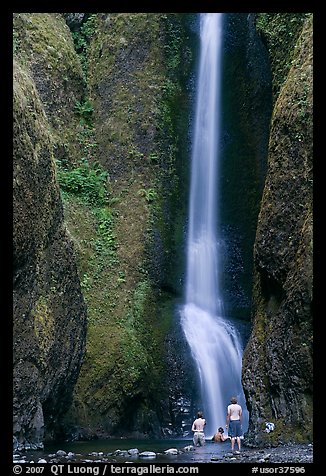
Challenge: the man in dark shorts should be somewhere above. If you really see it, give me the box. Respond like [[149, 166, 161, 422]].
[[225, 396, 243, 453]]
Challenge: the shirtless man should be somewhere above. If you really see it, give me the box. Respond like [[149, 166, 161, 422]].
[[212, 427, 229, 442], [191, 411, 206, 446], [226, 396, 243, 452]]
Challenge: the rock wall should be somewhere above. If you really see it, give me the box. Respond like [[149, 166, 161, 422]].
[[13, 12, 198, 440], [63, 13, 197, 438], [219, 13, 272, 322], [13, 12, 313, 445], [13, 60, 87, 447], [13, 13, 88, 447], [242, 14, 313, 445], [13, 13, 86, 165]]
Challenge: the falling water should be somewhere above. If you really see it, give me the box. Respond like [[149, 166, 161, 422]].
[[181, 12, 248, 437]]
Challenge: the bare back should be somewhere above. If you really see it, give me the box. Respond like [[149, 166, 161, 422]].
[[227, 403, 242, 420], [192, 417, 206, 431], [213, 432, 224, 442]]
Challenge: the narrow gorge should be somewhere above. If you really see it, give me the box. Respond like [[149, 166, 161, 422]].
[[13, 12, 313, 454]]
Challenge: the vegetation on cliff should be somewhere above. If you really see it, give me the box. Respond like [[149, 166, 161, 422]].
[[13, 55, 87, 445], [57, 13, 196, 436], [13, 11, 313, 446], [256, 13, 311, 104], [243, 13, 313, 445], [13, 13, 85, 166], [13, 11, 196, 440]]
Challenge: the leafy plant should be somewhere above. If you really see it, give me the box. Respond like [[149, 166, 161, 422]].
[[74, 99, 94, 126], [94, 208, 116, 247], [80, 14, 97, 39], [57, 159, 108, 206], [13, 29, 20, 55], [138, 188, 157, 203], [117, 271, 126, 284], [71, 14, 97, 75]]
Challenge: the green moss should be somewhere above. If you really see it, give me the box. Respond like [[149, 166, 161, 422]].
[[244, 15, 313, 444], [13, 13, 83, 86], [272, 15, 313, 133], [32, 296, 55, 366], [63, 175, 174, 430], [13, 13, 86, 168], [256, 13, 311, 103], [58, 13, 195, 433], [71, 14, 98, 76], [70, 276, 168, 430], [57, 158, 108, 207]]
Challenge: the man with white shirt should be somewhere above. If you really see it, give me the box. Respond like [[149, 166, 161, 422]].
[[225, 396, 243, 453]]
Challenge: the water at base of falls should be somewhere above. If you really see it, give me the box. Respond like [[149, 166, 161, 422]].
[[181, 303, 248, 436]]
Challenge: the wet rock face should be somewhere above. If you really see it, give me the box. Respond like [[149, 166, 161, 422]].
[[13, 14, 85, 166], [63, 13, 88, 31], [13, 61, 87, 445], [219, 13, 272, 321], [242, 16, 313, 445], [163, 314, 201, 436]]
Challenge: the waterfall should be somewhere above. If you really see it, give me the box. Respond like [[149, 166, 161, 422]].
[[180, 12, 248, 437]]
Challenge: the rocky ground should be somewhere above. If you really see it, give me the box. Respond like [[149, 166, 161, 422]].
[[13, 442, 313, 464], [213, 443, 313, 463]]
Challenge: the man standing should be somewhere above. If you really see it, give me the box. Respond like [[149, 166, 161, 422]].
[[191, 411, 206, 446], [226, 396, 243, 453]]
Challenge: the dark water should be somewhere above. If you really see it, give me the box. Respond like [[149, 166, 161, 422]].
[[18, 438, 232, 463]]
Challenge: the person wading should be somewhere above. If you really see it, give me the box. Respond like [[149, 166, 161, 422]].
[[191, 411, 206, 446], [212, 426, 229, 442], [226, 396, 243, 453]]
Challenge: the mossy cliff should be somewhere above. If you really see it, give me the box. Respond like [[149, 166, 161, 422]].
[[13, 54, 87, 447], [13, 11, 196, 441], [13, 11, 313, 445], [64, 13, 196, 437], [242, 14, 313, 445], [13, 13, 86, 166], [219, 14, 272, 321]]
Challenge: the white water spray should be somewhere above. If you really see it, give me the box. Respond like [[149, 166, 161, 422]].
[[181, 12, 248, 437]]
